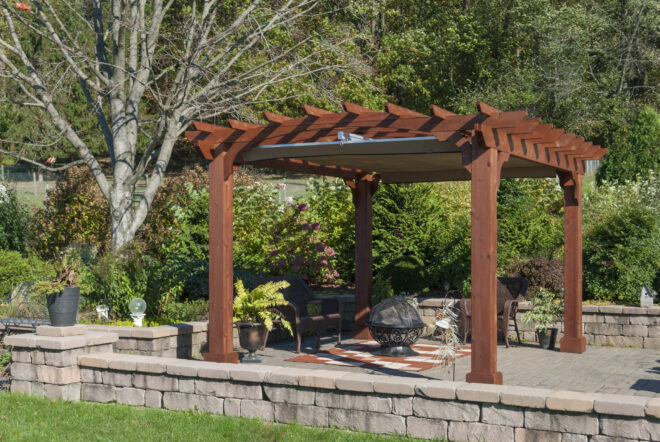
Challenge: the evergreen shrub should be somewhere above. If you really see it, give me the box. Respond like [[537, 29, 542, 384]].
[[0, 185, 32, 252]]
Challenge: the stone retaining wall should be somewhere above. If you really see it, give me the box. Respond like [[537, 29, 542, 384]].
[[86, 322, 208, 358], [416, 298, 660, 349], [5, 328, 660, 441]]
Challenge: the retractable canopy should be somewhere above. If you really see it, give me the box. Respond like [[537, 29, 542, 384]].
[[185, 101, 605, 182]]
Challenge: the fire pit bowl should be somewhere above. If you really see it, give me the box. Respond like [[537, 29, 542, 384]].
[[366, 297, 425, 357]]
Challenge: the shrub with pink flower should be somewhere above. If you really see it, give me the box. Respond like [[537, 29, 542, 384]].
[[264, 203, 339, 284]]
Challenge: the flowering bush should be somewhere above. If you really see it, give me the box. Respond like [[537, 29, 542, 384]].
[[507, 257, 564, 295], [265, 199, 339, 284]]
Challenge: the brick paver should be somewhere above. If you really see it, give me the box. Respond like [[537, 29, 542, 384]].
[[260, 335, 660, 396]]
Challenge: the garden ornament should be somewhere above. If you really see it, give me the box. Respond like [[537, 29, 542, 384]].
[[129, 298, 147, 327], [640, 284, 656, 308]]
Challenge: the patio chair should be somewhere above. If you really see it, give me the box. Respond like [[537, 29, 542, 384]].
[[254, 275, 343, 353], [459, 277, 529, 348]]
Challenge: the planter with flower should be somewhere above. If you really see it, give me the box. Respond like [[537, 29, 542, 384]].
[[233, 279, 293, 362], [33, 255, 81, 327], [521, 288, 563, 349]]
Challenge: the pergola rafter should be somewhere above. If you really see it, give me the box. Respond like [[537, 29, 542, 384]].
[[185, 101, 605, 384]]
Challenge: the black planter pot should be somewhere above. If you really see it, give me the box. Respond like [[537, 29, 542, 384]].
[[238, 322, 268, 363], [537, 328, 558, 350], [47, 286, 80, 327]]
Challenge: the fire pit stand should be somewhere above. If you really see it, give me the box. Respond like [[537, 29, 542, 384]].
[[366, 297, 426, 357]]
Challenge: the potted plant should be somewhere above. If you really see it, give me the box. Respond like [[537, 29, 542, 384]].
[[521, 288, 563, 349], [233, 279, 293, 362], [33, 255, 81, 327]]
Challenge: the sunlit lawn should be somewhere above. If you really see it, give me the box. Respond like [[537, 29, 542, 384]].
[[0, 392, 432, 442]]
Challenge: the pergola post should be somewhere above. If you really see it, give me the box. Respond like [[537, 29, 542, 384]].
[[558, 171, 587, 353], [466, 143, 503, 385], [350, 176, 378, 339], [205, 152, 239, 363]]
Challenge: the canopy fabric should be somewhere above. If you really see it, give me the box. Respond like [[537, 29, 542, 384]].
[[185, 101, 605, 181]]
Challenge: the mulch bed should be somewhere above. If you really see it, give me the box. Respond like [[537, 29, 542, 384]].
[[286, 340, 470, 372]]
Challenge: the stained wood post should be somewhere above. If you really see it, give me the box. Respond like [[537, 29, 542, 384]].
[[351, 176, 377, 339], [558, 171, 586, 353], [205, 152, 239, 363], [466, 142, 503, 385]]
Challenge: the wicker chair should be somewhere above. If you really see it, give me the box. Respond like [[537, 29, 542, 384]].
[[254, 275, 343, 353], [460, 277, 529, 348]]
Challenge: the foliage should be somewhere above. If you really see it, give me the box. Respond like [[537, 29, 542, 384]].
[[0, 250, 53, 298], [140, 165, 209, 255], [31, 166, 109, 257], [506, 258, 564, 295], [0, 184, 32, 252], [157, 182, 210, 308], [371, 275, 394, 306], [583, 175, 660, 304], [89, 245, 161, 319], [232, 280, 292, 335], [521, 288, 563, 332], [597, 107, 660, 184], [265, 200, 340, 284], [233, 177, 282, 273], [31, 254, 82, 298], [497, 178, 564, 267], [0, 351, 10, 374], [304, 179, 356, 281], [379, 255, 428, 295], [160, 299, 209, 323]]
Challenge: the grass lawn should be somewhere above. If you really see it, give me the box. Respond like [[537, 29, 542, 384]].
[[0, 392, 429, 441]]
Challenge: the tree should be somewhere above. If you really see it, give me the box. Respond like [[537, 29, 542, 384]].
[[0, 0, 363, 249], [596, 106, 660, 184]]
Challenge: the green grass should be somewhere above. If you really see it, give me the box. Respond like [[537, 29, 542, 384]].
[[0, 392, 426, 441]]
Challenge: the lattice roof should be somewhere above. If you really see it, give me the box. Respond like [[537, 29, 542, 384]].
[[185, 101, 606, 182]]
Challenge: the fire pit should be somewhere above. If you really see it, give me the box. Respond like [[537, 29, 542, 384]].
[[366, 297, 425, 357]]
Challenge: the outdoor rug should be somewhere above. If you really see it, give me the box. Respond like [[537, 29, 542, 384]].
[[286, 341, 471, 372]]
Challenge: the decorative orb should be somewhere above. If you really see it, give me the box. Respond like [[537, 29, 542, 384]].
[[129, 298, 147, 315]]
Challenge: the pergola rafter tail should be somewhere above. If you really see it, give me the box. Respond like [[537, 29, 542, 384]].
[[185, 101, 606, 384]]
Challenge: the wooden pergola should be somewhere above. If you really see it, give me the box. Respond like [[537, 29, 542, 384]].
[[185, 101, 606, 384]]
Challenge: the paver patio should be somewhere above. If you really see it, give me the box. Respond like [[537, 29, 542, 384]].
[[256, 334, 660, 397]]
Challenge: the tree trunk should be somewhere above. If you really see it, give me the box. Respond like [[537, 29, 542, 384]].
[[109, 183, 136, 250]]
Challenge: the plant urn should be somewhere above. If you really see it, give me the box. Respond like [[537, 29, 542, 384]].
[[47, 286, 80, 327], [238, 322, 268, 363], [537, 327, 558, 350]]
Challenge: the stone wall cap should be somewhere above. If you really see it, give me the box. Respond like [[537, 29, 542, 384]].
[[456, 382, 505, 403], [546, 390, 598, 412], [334, 373, 380, 393], [263, 367, 311, 386], [373, 376, 418, 396], [499, 386, 553, 409], [622, 307, 647, 315], [645, 397, 660, 419], [415, 379, 463, 400], [582, 305, 599, 313], [85, 332, 119, 346], [187, 321, 208, 332], [36, 325, 87, 337], [647, 307, 660, 315], [86, 325, 134, 338], [298, 369, 350, 390], [78, 352, 123, 369], [598, 305, 623, 314], [416, 298, 458, 308], [594, 393, 649, 417], [229, 364, 271, 382], [3, 333, 37, 348]]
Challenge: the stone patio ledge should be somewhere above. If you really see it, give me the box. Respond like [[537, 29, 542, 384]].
[[87, 321, 207, 338], [75, 353, 660, 420], [4, 331, 119, 350]]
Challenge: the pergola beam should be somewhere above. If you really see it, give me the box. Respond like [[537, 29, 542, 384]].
[[247, 158, 365, 180]]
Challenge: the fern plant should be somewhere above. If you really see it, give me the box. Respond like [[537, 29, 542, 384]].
[[233, 280, 293, 335]]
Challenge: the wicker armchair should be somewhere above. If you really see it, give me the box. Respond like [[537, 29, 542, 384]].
[[254, 275, 342, 353], [460, 277, 529, 348]]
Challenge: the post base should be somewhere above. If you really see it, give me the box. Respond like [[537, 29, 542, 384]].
[[560, 336, 586, 353], [466, 371, 503, 385], [351, 326, 372, 340], [204, 351, 239, 363]]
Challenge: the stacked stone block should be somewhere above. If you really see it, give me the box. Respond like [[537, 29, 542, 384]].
[[416, 299, 660, 349], [69, 353, 660, 441], [87, 321, 208, 358], [5, 325, 118, 400]]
